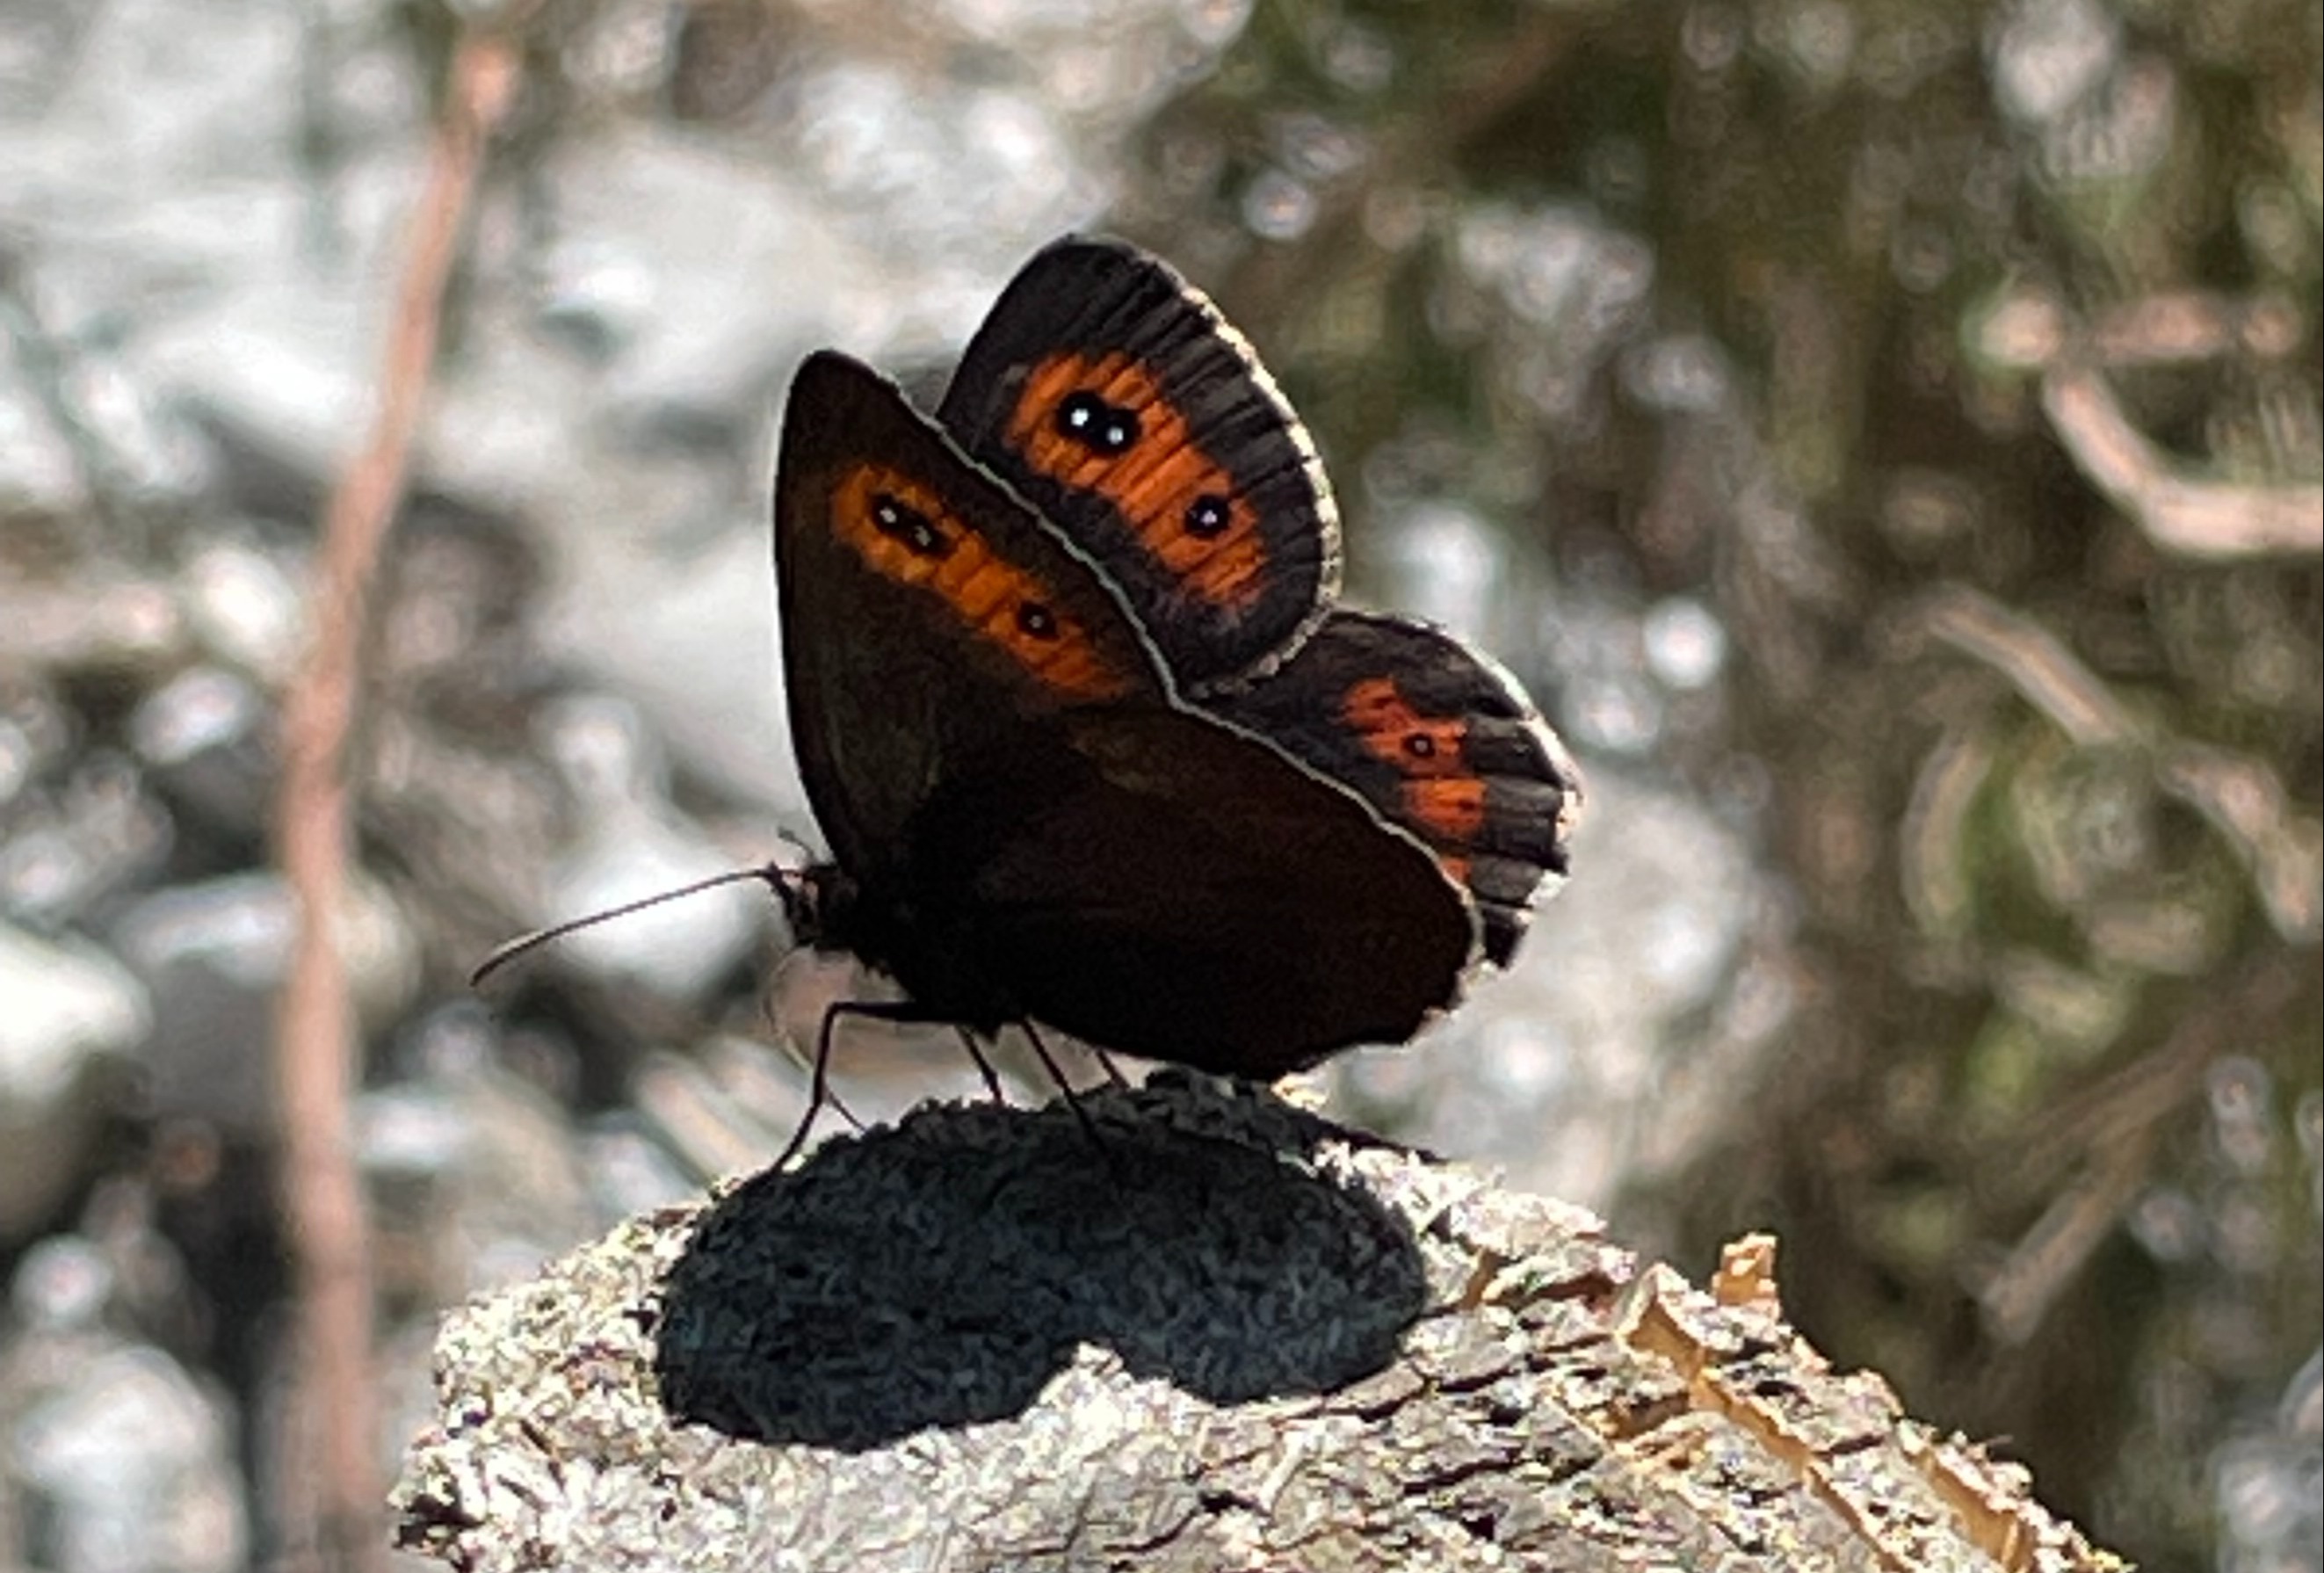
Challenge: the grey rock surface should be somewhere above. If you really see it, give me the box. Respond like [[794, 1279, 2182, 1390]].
[[0, 924, 148, 1241], [0, 1245, 249, 1573]]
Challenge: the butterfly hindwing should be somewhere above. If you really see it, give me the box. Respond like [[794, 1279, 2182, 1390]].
[[919, 705, 1478, 1077], [1209, 611, 1582, 968], [937, 237, 1339, 693]]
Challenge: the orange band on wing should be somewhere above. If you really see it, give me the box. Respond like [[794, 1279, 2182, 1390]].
[[830, 463, 1133, 700], [1343, 677, 1489, 844], [1343, 678, 1468, 777], [1401, 777, 1488, 843], [1006, 352, 1267, 610]]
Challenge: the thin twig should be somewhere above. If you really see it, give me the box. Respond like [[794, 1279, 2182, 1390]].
[[1976, 953, 2310, 1345], [268, 21, 526, 1572], [1918, 583, 2139, 747], [2040, 364, 2323, 560]]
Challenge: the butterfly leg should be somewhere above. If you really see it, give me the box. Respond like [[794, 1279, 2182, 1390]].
[[827, 1085, 867, 1133], [759, 988, 866, 1133], [775, 998, 938, 1169], [1017, 1020, 1111, 1154], [952, 1026, 1011, 1105]]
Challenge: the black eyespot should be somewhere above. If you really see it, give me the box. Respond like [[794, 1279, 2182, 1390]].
[[870, 493, 950, 557], [1404, 733, 1437, 759], [1055, 390, 1139, 456], [1016, 601, 1058, 639], [1184, 493, 1232, 539]]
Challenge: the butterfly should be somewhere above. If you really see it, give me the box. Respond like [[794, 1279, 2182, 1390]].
[[770, 236, 1579, 1142]]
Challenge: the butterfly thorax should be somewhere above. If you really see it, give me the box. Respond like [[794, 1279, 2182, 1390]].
[[780, 861, 1017, 1035]]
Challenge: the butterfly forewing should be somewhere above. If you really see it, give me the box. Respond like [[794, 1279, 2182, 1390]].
[[938, 238, 1339, 692], [776, 350, 1171, 877]]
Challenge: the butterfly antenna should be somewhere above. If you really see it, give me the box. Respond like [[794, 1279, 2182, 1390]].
[[469, 863, 789, 987]]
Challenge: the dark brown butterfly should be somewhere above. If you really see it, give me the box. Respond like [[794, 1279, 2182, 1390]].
[[767, 238, 1578, 1126]]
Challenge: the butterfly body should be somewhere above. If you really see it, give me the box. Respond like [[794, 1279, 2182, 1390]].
[[773, 240, 1579, 1090]]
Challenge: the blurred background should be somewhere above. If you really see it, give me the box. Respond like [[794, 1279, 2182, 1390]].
[[0, 0, 2316, 1569]]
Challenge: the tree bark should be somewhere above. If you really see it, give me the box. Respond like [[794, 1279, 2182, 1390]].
[[393, 1071, 2125, 1572]]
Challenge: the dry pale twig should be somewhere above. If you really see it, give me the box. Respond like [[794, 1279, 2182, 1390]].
[[2041, 365, 2323, 561], [1919, 584, 2139, 747], [1976, 954, 2310, 1345], [267, 19, 528, 1572], [1919, 584, 2323, 940], [1973, 285, 2321, 560]]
